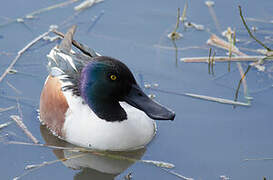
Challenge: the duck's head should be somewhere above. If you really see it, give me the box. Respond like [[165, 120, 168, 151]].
[[79, 56, 175, 122]]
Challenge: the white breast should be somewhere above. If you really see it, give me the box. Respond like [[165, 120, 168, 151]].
[[62, 90, 157, 151]]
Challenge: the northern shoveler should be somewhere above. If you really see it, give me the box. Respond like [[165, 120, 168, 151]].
[[39, 25, 175, 151]]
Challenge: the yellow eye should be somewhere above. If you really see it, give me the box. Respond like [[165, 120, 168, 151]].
[[110, 74, 117, 81]]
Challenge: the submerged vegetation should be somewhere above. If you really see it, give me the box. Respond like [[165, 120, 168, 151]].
[[164, 2, 273, 107]]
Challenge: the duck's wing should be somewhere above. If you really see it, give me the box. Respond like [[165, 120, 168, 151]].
[[46, 25, 99, 96]]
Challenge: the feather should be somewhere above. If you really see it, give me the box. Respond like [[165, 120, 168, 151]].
[[46, 25, 100, 97]]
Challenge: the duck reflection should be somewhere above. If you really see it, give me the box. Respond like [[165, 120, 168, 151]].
[[40, 125, 146, 180]]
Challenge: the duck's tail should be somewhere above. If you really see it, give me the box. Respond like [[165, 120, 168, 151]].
[[46, 26, 78, 79], [47, 25, 99, 78], [58, 25, 76, 53]]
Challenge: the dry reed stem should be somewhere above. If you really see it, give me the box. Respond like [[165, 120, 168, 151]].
[[10, 115, 39, 144], [207, 34, 249, 100], [28, 0, 79, 17], [181, 55, 269, 63], [151, 88, 250, 106], [180, 0, 188, 25], [154, 45, 207, 51], [6, 81, 22, 94], [0, 121, 12, 129], [244, 157, 273, 161], [0, 0, 79, 28], [184, 93, 250, 106], [161, 168, 194, 180], [0, 106, 15, 113], [0, 30, 51, 83], [74, 0, 104, 11], [13, 153, 86, 180], [207, 34, 247, 56]]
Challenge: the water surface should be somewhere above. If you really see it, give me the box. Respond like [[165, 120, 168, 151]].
[[0, 0, 273, 179]]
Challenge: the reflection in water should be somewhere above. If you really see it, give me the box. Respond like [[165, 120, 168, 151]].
[[40, 125, 146, 180], [234, 65, 251, 103], [171, 39, 178, 67], [207, 48, 215, 76]]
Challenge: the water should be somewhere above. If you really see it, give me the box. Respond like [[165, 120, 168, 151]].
[[1, 0, 273, 179]]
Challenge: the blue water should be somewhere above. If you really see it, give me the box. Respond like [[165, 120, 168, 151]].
[[1, 0, 273, 179]]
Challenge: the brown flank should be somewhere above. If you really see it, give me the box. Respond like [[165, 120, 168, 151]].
[[40, 76, 69, 137]]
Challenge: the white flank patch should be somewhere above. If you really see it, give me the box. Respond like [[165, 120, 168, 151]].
[[62, 89, 156, 151]]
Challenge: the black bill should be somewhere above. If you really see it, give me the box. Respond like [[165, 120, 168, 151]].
[[123, 84, 175, 120]]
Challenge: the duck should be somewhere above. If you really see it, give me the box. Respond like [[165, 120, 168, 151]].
[[39, 25, 175, 151]]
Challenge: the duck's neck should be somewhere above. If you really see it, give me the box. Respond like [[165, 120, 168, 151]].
[[86, 96, 127, 122], [80, 83, 127, 122]]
